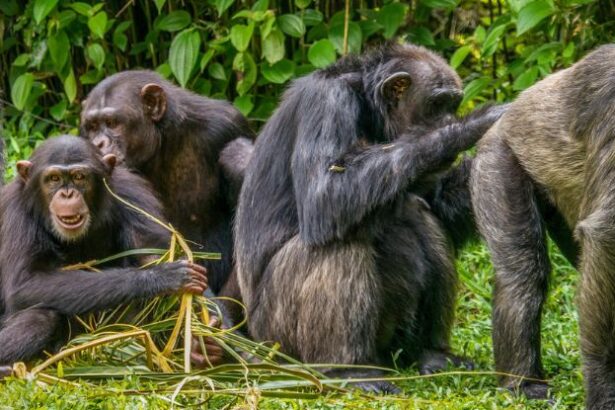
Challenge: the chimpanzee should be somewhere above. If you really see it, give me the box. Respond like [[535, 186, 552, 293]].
[[0, 135, 207, 373], [235, 42, 506, 392], [471, 45, 615, 407], [80, 71, 254, 295]]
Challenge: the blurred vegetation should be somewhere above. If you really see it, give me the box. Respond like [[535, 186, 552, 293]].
[[1, 0, 615, 163]]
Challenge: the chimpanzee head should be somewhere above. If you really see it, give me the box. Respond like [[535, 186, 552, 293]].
[[362, 43, 463, 140], [80, 70, 169, 167], [16, 136, 116, 242]]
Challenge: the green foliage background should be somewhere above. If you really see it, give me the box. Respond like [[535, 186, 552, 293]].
[[2, 0, 614, 159]]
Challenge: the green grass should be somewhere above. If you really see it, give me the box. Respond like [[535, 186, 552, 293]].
[[0, 241, 583, 409]]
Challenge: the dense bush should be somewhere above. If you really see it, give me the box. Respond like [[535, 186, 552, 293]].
[[0, 0, 613, 160]]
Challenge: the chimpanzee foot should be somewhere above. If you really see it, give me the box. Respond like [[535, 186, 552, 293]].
[[507, 381, 551, 401], [0, 366, 14, 379], [418, 349, 475, 375], [326, 368, 401, 395], [353, 380, 401, 395]]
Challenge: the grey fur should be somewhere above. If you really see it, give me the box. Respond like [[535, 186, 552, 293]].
[[471, 44, 615, 407]]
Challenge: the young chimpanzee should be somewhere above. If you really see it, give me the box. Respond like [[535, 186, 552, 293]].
[[80, 71, 254, 295], [0, 136, 207, 374], [235, 42, 505, 392]]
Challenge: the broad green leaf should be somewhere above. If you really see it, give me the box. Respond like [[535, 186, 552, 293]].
[[50, 98, 67, 121], [58, 10, 77, 28], [308, 39, 336, 68], [377, 3, 408, 38], [295, 0, 312, 8], [408, 26, 435, 46], [113, 21, 131, 51], [200, 49, 216, 71], [235, 52, 257, 95], [155, 63, 172, 78], [11, 73, 34, 111], [69, 2, 91, 16], [88, 11, 108, 39], [48, 30, 70, 71], [481, 24, 507, 57], [328, 22, 362, 54], [277, 14, 305, 38], [12, 54, 30, 67], [513, 66, 539, 90], [64, 69, 77, 103], [420, 0, 458, 8], [80, 69, 102, 84], [450, 45, 471, 69], [252, 0, 269, 11], [208, 62, 227, 81], [461, 76, 491, 106], [516, 0, 555, 35], [169, 29, 201, 87], [261, 59, 295, 84], [33, 0, 59, 24], [230, 23, 254, 52], [213, 0, 235, 16], [87, 43, 105, 70], [156, 11, 191, 32], [360, 20, 382, 38], [302, 9, 323, 26], [234, 95, 254, 116], [262, 29, 285, 64], [154, 0, 166, 13], [0, 0, 18, 16]]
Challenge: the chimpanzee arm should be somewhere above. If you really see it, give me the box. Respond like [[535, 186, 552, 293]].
[[291, 79, 503, 245], [4, 260, 201, 315]]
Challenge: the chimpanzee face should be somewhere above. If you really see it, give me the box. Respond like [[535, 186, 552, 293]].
[[16, 137, 116, 242], [81, 80, 166, 168], [379, 48, 463, 132]]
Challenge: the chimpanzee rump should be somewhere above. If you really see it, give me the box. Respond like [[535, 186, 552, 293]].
[[235, 42, 505, 392], [471, 45, 615, 408], [0, 136, 206, 369]]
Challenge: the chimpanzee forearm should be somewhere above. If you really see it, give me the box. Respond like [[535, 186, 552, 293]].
[[293, 106, 504, 245], [6, 263, 190, 315]]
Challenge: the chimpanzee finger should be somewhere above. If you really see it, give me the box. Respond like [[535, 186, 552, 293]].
[[190, 277, 208, 290], [184, 284, 205, 294], [189, 262, 207, 276]]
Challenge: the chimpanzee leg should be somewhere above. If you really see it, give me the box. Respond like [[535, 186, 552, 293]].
[[248, 236, 396, 392], [577, 199, 615, 408], [472, 136, 551, 399], [377, 195, 461, 372], [0, 308, 64, 366]]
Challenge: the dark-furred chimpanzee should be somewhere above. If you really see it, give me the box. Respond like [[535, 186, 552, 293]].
[[471, 45, 615, 407], [0, 136, 207, 374], [235, 42, 506, 392], [80, 71, 254, 295]]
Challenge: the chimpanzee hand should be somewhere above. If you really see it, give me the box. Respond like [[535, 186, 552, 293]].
[[157, 260, 208, 294], [191, 317, 228, 368]]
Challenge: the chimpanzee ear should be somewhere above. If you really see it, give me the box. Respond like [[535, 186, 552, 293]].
[[140, 83, 167, 122], [102, 154, 117, 173], [380, 72, 412, 102], [16, 160, 32, 181]]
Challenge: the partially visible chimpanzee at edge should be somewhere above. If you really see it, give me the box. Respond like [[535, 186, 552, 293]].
[[0, 136, 207, 375], [80, 71, 254, 296], [235, 42, 506, 392]]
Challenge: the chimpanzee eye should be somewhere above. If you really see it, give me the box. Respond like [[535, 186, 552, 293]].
[[73, 172, 85, 181], [105, 118, 118, 129], [49, 175, 61, 183], [87, 121, 99, 132]]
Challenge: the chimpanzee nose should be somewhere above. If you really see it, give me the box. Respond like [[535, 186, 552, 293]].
[[94, 136, 111, 152], [60, 189, 75, 199]]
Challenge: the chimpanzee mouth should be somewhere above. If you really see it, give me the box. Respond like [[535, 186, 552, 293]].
[[54, 213, 88, 230]]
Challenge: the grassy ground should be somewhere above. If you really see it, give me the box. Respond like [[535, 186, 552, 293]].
[[0, 241, 583, 409]]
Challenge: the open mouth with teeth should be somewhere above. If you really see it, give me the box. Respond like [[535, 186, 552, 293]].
[[54, 213, 88, 230]]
